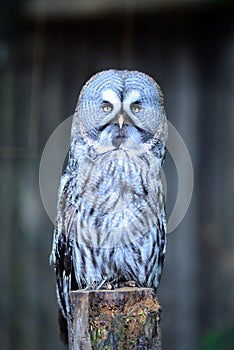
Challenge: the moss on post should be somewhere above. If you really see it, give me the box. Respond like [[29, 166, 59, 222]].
[[68, 288, 161, 350]]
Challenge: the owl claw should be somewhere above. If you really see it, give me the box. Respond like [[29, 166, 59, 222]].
[[84, 281, 102, 290], [124, 280, 138, 288], [118, 280, 138, 288], [96, 279, 107, 290]]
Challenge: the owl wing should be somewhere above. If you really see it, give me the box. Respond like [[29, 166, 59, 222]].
[[50, 171, 80, 345], [50, 169, 79, 317], [151, 215, 167, 288], [50, 141, 87, 315], [144, 142, 167, 288]]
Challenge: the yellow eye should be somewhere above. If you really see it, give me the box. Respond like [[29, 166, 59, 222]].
[[131, 102, 141, 113], [102, 102, 113, 114]]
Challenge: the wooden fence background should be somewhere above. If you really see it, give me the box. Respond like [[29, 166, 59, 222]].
[[0, 1, 233, 349]]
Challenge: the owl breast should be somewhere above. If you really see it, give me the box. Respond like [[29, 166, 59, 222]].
[[74, 148, 162, 249]]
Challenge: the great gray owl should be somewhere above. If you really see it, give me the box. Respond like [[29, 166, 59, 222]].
[[50, 69, 168, 343]]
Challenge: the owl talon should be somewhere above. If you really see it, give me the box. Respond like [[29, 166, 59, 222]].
[[124, 280, 138, 288], [118, 280, 138, 288], [96, 279, 107, 290]]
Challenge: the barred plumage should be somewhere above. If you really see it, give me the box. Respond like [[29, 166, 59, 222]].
[[50, 69, 168, 343]]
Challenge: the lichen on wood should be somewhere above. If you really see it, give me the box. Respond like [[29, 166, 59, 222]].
[[69, 288, 161, 350]]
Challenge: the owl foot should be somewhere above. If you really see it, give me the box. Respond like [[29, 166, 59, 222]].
[[118, 280, 138, 288], [83, 280, 106, 290]]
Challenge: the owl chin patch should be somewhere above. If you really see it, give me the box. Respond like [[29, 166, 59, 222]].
[[112, 124, 127, 148], [112, 137, 125, 148]]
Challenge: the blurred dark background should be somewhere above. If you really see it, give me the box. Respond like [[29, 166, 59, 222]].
[[0, 0, 234, 349]]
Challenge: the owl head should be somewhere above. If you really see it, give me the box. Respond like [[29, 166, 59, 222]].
[[71, 69, 167, 152]]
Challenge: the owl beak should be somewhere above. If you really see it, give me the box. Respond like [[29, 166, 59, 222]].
[[118, 114, 124, 129]]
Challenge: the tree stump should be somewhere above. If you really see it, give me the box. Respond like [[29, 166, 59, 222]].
[[68, 288, 161, 350]]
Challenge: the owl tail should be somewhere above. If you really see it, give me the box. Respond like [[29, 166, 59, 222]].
[[58, 309, 68, 345]]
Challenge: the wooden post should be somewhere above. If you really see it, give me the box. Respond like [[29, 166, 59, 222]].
[[68, 288, 161, 350]]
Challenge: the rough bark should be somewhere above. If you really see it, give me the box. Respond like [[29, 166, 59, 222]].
[[68, 288, 161, 350]]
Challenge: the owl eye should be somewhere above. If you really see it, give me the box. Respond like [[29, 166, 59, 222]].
[[101, 101, 113, 114], [130, 102, 141, 114]]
